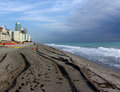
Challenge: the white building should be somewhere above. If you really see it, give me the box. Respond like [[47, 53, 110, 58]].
[[0, 33, 10, 41], [0, 27, 11, 42], [19, 33, 23, 42], [8, 30, 14, 40], [25, 34, 28, 41], [0, 24, 32, 42], [22, 34, 26, 42], [0, 32, 2, 41], [13, 31, 20, 42], [28, 35, 31, 42], [0, 26, 7, 33], [13, 31, 31, 42]]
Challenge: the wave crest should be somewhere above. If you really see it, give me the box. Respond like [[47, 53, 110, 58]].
[[46, 43, 120, 70]]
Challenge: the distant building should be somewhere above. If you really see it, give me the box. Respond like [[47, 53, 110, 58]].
[[0, 22, 32, 43], [1, 34, 10, 41], [13, 31, 20, 42], [19, 32, 23, 42], [21, 28, 27, 34], [0, 32, 2, 41], [23, 27, 27, 34], [15, 22, 21, 32], [8, 30, 14, 40], [13, 31, 31, 42], [0, 32, 10, 42], [0, 26, 11, 42], [22, 34, 26, 42], [28, 35, 32, 42], [0, 27, 3, 33], [25, 34, 28, 41], [21, 29, 24, 34], [0, 26, 7, 33]]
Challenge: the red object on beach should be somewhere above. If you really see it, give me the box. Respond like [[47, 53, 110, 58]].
[[4, 42, 17, 45], [32, 45, 35, 50], [0, 43, 3, 46]]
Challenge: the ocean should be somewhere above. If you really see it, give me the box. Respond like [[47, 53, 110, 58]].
[[46, 42, 120, 71]]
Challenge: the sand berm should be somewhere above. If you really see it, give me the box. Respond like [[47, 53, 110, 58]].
[[0, 43, 120, 92]]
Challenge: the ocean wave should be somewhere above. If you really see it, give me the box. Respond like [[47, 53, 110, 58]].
[[46, 43, 120, 70]]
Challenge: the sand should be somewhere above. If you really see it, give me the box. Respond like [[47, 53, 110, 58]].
[[0, 43, 120, 92]]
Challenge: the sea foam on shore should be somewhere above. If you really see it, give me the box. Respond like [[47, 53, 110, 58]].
[[47, 43, 120, 71]]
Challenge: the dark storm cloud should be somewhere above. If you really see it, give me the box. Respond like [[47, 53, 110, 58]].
[[48, 0, 120, 43]]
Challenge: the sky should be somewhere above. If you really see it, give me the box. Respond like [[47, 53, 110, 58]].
[[0, 0, 120, 43]]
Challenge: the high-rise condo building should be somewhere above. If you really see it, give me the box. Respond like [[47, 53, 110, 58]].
[[21, 27, 27, 34], [23, 27, 27, 34], [15, 22, 21, 31]]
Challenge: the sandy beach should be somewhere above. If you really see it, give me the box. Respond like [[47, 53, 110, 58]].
[[0, 43, 120, 92]]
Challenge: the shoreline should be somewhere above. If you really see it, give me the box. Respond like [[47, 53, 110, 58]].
[[47, 43, 120, 73], [46, 43, 120, 73], [63, 48, 120, 89], [65, 50, 120, 73], [0, 43, 120, 92], [64, 49, 120, 75], [43, 44, 120, 91]]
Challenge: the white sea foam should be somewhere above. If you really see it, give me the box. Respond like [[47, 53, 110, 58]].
[[46, 44, 120, 70]]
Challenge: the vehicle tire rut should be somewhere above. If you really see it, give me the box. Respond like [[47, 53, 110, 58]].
[[36, 46, 99, 92], [0, 54, 7, 63], [5, 53, 30, 92], [36, 49, 78, 92]]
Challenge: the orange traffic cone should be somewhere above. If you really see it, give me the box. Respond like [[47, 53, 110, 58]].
[[32, 45, 35, 50], [6, 46, 8, 48]]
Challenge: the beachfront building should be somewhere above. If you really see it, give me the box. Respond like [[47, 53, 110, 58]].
[[13, 31, 20, 42], [0, 26, 11, 42], [0, 22, 32, 42], [23, 27, 27, 34], [15, 22, 21, 32], [0, 34, 10, 41], [8, 30, 14, 40], [14, 22, 32, 42], [0, 26, 7, 33], [25, 34, 29, 41], [20, 33, 22, 41], [13, 31, 32, 42], [22, 34, 26, 42], [28, 35, 31, 42]]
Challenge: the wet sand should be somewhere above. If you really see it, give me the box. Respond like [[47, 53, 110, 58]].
[[0, 43, 120, 92]]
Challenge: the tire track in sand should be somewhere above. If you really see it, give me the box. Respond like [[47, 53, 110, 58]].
[[36, 48, 79, 92], [0, 54, 7, 63], [5, 53, 30, 92]]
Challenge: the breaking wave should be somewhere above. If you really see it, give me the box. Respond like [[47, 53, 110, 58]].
[[46, 43, 120, 70]]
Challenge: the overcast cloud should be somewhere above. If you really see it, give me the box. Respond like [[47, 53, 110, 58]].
[[1, 0, 120, 43], [44, 0, 120, 43]]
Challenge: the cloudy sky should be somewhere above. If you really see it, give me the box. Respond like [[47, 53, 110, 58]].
[[0, 0, 120, 43]]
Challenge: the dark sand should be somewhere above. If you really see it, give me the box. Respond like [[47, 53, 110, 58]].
[[0, 43, 120, 92]]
